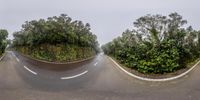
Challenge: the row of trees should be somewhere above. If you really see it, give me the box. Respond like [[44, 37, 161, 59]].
[[0, 29, 8, 55], [102, 13, 200, 74], [12, 14, 99, 62]]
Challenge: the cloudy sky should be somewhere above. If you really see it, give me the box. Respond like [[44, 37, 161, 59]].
[[0, 0, 199, 45]]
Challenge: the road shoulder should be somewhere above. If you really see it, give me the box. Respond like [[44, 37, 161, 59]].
[[0, 53, 6, 61]]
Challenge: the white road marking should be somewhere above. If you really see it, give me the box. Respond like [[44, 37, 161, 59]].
[[100, 52, 104, 55], [94, 62, 98, 66], [11, 52, 20, 62], [0, 53, 6, 61], [60, 70, 88, 80], [24, 66, 37, 75], [11, 52, 16, 57], [16, 57, 20, 62]]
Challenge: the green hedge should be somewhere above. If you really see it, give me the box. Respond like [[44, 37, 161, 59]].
[[16, 44, 96, 62]]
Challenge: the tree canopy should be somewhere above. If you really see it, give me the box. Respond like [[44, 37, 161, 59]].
[[13, 14, 99, 51]]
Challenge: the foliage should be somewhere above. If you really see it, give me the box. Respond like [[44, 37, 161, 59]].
[[0, 29, 8, 55], [12, 14, 99, 62], [102, 12, 200, 74], [15, 44, 95, 62]]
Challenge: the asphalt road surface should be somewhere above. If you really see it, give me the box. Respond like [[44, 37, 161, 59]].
[[0, 51, 200, 100]]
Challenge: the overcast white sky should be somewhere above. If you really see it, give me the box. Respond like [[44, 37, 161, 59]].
[[0, 0, 200, 45]]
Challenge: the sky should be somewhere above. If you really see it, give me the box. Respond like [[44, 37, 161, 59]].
[[0, 0, 200, 45]]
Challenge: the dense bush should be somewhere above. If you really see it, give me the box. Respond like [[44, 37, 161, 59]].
[[12, 14, 99, 62], [16, 44, 95, 62], [0, 29, 8, 55], [102, 13, 200, 74]]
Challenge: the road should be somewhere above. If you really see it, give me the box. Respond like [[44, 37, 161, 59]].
[[0, 51, 200, 100]]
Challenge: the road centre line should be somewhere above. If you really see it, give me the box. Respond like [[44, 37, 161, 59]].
[[16, 57, 20, 62], [11, 52, 16, 57], [11, 52, 20, 62], [11, 52, 37, 75], [94, 62, 98, 66], [60, 70, 88, 80], [24, 66, 38, 75]]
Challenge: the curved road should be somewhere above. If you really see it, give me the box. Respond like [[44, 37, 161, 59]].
[[0, 51, 200, 100]]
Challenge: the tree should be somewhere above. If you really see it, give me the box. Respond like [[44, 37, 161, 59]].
[[167, 12, 187, 39], [0, 29, 8, 54], [133, 14, 167, 47], [133, 13, 187, 47]]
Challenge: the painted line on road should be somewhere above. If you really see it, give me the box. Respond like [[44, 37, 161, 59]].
[[109, 56, 200, 82], [100, 52, 104, 56], [11, 52, 16, 58], [94, 62, 98, 66], [60, 70, 88, 80], [11, 52, 15, 57], [11, 52, 20, 62], [0, 53, 6, 61], [16, 57, 20, 62], [24, 66, 37, 75]]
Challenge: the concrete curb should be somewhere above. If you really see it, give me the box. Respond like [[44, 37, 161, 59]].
[[14, 51, 96, 65], [109, 56, 200, 82], [0, 53, 6, 61]]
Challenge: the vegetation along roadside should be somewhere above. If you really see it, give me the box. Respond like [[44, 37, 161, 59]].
[[102, 12, 200, 74], [11, 14, 99, 63], [0, 29, 8, 58]]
